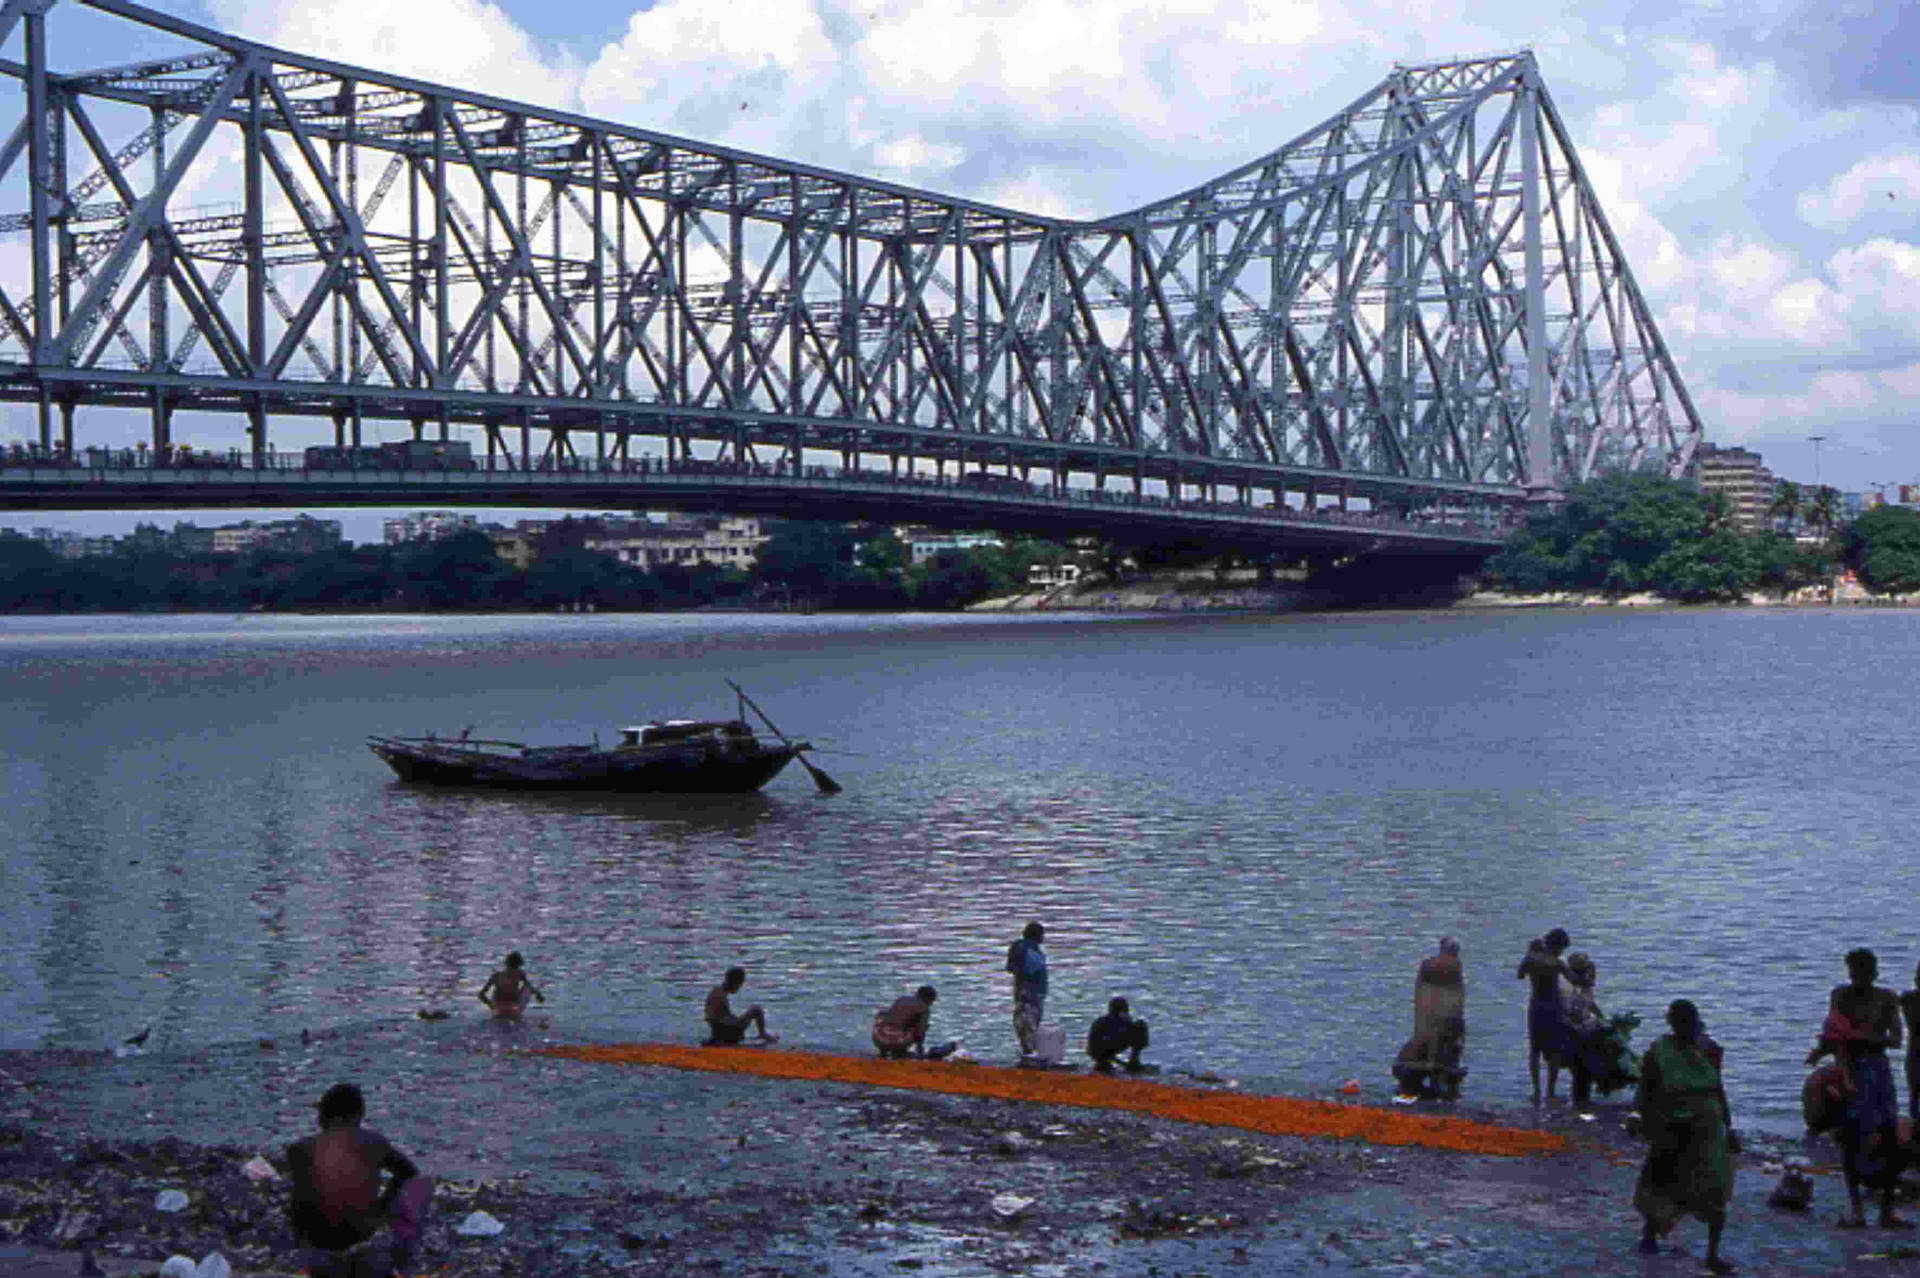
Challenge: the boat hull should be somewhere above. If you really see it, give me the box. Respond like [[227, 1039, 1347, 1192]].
[[368, 738, 803, 794]]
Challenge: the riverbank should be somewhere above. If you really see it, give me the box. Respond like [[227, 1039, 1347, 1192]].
[[4, 1022, 1916, 1277], [972, 573, 1920, 612]]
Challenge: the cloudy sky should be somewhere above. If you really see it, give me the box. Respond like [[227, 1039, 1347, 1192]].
[[7, 0, 1918, 539]]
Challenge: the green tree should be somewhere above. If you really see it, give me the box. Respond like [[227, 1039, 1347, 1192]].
[[400, 530, 514, 609], [1768, 479, 1802, 533], [1486, 472, 1740, 598], [752, 521, 861, 599], [1841, 504, 1920, 596], [1805, 486, 1842, 539]]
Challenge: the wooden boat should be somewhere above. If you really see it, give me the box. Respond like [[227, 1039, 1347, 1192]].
[[369, 685, 840, 794]]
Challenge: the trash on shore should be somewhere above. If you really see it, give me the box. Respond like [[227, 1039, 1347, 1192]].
[[154, 1188, 189, 1212], [990, 1193, 1034, 1219], [993, 1130, 1030, 1155], [1339, 1079, 1362, 1095], [240, 1155, 279, 1182], [158, 1254, 230, 1278], [455, 1209, 506, 1236]]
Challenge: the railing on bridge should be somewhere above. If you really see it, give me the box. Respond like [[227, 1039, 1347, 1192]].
[[0, 438, 1516, 545]]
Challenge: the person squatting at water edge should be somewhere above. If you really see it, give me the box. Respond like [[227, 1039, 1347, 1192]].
[[286, 1083, 433, 1278], [1086, 996, 1152, 1073], [704, 966, 778, 1045], [1393, 936, 1466, 1099], [1517, 928, 1572, 1102], [872, 985, 955, 1059], [1005, 921, 1048, 1058], [1807, 947, 1911, 1230], [1629, 999, 1739, 1274], [476, 950, 544, 1019]]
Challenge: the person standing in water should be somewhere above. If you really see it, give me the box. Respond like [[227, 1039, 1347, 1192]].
[[477, 951, 545, 1019], [1807, 948, 1908, 1230], [1004, 922, 1048, 1058], [1517, 928, 1571, 1102]]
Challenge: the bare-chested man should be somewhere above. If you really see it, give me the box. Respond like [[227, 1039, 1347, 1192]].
[[286, 1083, 431, 1278], [704, 966, 777, 1045], [477, 950, 544, 1019], [1517, 928, 1571, 1103]]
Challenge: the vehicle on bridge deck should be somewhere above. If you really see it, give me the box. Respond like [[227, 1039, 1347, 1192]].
[[369, 716, 813, 793], [304, 440, 477, 471]]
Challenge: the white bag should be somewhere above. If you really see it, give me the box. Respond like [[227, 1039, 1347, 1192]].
[[1033, 1025, 1066, 1065]]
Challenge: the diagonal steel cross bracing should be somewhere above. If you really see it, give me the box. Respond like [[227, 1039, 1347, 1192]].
[[0, 1, 1702, 523]]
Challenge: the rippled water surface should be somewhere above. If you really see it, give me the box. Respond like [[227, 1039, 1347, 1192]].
[[4, 607, 1916, 1133]]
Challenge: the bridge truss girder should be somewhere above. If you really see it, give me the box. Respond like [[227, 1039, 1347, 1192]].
[[0, 0, 1701, 511]]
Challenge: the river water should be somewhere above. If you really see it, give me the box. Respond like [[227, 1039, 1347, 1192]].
[[3, 607, 1914, 1135]]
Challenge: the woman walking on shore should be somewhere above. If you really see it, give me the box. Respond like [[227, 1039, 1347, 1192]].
[[1631, 999, 1738, 1274]]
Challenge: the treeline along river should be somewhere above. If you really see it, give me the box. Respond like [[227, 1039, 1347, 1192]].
[[3, 607, 1915, 1135]]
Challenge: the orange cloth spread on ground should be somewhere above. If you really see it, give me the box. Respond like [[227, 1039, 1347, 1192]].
[[534, 1043, 1563, 1157]]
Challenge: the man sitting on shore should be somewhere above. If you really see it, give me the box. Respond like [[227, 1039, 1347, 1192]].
[[872, 986, 939, 1058], [1087, 997, 1151, 1073], [704, 966, 778, 1045], [286, 1083, 431, 1278]]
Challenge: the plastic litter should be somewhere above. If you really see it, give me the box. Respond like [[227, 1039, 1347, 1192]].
[[154, 1189, 189, 1212], [454, 1209, 506, 1236], [1031, 1025, 1067, 1065], [1338, 1078, 1362, 1095], [157, 1258, 227, 1278], [990, 1193, 1035, 1219], [240, 1155, 279, 1182]]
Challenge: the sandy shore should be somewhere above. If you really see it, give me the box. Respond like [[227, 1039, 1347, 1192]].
[[3, 1019, 1917, 1277]]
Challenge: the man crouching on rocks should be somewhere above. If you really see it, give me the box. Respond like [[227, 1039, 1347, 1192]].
[[287, 1082, 432, 1277]]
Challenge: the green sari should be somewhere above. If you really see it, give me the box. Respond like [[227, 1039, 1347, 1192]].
[[1633, 1034, 1733, 1226]]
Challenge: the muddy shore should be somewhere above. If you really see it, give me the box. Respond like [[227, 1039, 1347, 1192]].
[[3, 1019, 1917, 1277]]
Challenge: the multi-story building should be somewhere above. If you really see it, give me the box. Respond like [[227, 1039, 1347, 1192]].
[[209, 516, 345, 555], [383, 511, 478, 545], [585, 515, 768, 571], [1692, 444, 1775, 534], [899, 528, 1003, 564]]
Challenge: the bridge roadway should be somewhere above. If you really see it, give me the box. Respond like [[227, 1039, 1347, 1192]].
[[0, 449, 1514, 560]]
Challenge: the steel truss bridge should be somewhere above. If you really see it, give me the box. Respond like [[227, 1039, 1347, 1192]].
[[0, 0, 1704, 569]]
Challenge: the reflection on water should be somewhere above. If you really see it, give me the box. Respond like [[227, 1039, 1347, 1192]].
[[3, 608, 1918, 1134]]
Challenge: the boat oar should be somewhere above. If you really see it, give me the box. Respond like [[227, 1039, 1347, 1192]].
[[725, 679, 843, 795]]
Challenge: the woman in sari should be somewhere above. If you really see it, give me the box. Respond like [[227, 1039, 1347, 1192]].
[[1632, 999, 1738, 1274], [1392, 936, 1467, 1099]]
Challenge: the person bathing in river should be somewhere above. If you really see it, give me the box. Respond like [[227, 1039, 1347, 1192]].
[[1087, 996, 1152, 1073], [1005, 922, 1048, 1058], [287, 1083, 432, 1278], [872, 986, 940, 1059], [704, 966, 777, 1045], [1393, 936, 1466, 1099], [1517, 928, 1571, 1102], [1558, 952, 1606, 1111], [477, 951, 544, 1019], [1807, 947, 1909, 1229], [1631, 999, 1739, 1274]]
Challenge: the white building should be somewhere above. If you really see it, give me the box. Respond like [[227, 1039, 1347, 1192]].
[[587, 515, 768, 571], [383, 511, 479, 545], [901, 528, 1003, 565]]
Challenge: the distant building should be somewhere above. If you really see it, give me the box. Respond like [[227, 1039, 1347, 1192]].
[[1028, 562, 1082, 588], [586, 515, 768, 571], [1692, 444, 1774, 534], [209, 516, 344, 555], [383, 511, 478, 545], [899, 527, 1003, 564]]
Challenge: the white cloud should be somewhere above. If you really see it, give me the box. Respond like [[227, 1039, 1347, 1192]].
[[203, 0, 579, 111], [1796, 152, 1920, 232]]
